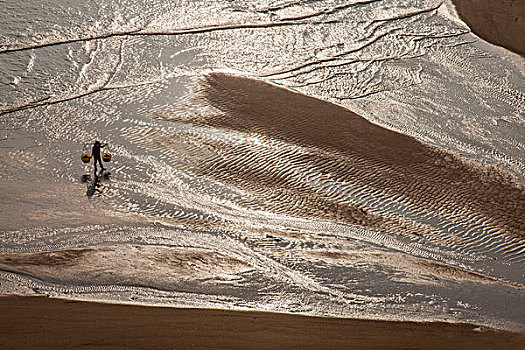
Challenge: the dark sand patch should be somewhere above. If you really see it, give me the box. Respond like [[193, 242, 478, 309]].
[[1, 296, 523, 350], [450, 0, 525, 57], [191, 73, 525, 238]]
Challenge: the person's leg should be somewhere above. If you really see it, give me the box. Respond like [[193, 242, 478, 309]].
[[97, 157, 105, 171]]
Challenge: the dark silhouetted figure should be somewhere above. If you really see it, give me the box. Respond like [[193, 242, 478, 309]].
[[91, 140, 107, 172]]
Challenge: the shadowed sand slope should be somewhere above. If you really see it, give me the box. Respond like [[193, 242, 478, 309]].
[[194, 73, 525, 238], [1, 296, 524, 350], [451, 0, 525, 57]]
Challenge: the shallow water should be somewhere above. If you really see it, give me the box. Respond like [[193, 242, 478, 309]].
[[0, 0, 524, 331]]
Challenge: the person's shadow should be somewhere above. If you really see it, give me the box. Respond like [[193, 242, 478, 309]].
[[85, 168, 109, 197]]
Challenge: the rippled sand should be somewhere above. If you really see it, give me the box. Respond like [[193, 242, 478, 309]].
[[1, 70, 524, 332], [1, 0, 524, 335], [174, 73, 525, 239]]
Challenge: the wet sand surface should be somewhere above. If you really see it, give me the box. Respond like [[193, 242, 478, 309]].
[[0, 175, 134, 232], [1, 295, 524, 350], [450, 0, 525, 56], [0, 245, 253, 292], [187, 73, 525, 238], [2, 71, 524, 332], [1, 0, 525, 335]]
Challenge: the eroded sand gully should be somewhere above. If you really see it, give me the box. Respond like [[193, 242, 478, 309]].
[[181, 73, 525, 239]]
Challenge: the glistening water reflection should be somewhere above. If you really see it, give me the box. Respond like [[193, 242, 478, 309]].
[[0, 0, 524, 331]]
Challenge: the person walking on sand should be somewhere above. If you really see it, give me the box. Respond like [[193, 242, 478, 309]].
[[92, 140, 107, 172]]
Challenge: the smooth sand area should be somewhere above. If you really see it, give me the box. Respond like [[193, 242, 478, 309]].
[[450, 0, 525, 56], [1, 296, 524, 350]]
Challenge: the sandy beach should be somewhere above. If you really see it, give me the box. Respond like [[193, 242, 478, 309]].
[[1, 1, 525, 347], [1, 74, 524, 349], [450, 0, 525, 56], [1, 295, 524, 350], [2, 72, 523, 349]]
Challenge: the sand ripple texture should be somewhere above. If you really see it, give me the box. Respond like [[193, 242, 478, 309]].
[[0, 0, 524, 332]]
